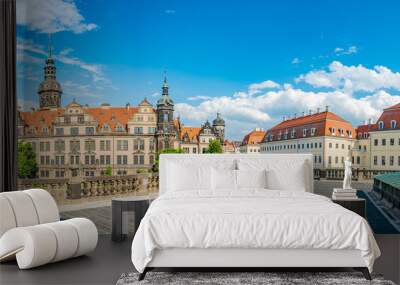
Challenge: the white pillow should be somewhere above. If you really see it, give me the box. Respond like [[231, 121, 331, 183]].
[[266, 161, 306, 191], [167, 162, 212, 192], [212, 168, 237, 191], [236, 169, 267, 189]]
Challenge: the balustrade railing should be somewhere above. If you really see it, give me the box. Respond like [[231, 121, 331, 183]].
[[18, 173, 159, 205]]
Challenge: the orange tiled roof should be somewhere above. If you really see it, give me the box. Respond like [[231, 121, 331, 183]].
[[180, 127, 201, 141], [19, 109, 63, 134], [85, 107, 139, 130], [265, 111, 355, 141], [242, 130, 266, 145], [375, 102, 400, 131]]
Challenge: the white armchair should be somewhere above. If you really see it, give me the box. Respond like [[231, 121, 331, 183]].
[[0, 189, 98, 269]]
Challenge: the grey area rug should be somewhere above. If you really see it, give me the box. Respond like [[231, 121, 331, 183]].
[[116, 272, 396, 285]]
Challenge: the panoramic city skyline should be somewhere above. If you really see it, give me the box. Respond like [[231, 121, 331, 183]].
[[16, 0, 400, 139]]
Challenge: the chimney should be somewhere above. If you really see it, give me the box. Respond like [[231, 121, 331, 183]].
[[294, 113, 297, 119], [30, 107, 35, 112], [302, 111, 305, 117], [126, 103, 130, 110], [309, 109, 312, 115], [368, 118, 372, 125], [283, 116, 286, 121], [325, 105, 329, 112], [317, 107, 320, 113]]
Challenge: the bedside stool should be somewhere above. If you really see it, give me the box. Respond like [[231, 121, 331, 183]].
[[332, 198, 366, 218]]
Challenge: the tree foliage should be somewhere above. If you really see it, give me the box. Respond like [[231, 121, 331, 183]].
[[18, 141, 38, 179], [104, 165, 113, 176], [206, 139, 223, 153]]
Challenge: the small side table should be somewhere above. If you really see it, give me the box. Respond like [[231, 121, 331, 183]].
[[112, 195, 156, 242], [332, 198, 366, 218]]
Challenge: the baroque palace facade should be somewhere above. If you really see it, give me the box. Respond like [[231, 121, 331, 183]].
[[17, 48, 225, 179], [259, 105, 400, 171]]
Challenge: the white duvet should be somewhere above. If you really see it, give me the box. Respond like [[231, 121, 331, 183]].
[[131, 190, 380, 273]]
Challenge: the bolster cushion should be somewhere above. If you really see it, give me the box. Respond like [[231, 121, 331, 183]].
[[0, 218, 98, 269]]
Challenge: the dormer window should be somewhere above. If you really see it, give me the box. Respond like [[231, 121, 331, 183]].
[[364, 133, 368, 139], [348, 130, 352, 137], [42, 127, 48, 134], [391, 120, 397, 129], [338, 128, 344, 136], [310, 128, 316, 136], [331, 127, 336, 135], [303, 129, 307, 137], [278, 131, 282, 140], [291, 129, 296, 138], [102, 124, 110, 132], [378, 121, 384, 130]]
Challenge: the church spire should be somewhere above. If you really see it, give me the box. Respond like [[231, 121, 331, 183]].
[[48, 33, 52, 58], [162, 70, 169, 96]]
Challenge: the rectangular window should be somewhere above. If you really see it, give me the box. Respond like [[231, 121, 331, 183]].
[[139, 155, 144, 165], [148, 127, 156, 134], [390, 138, 394, 146], [85, 127, 95, 135], [374, 139, 378, 146], [70, 127, 79, 135], [149, 140, 155, 151], [329, 143, 332, 148], [374, 156, 378, 165], [149, 155, 154, 164], [70, 141, 80, 152], [336, 143, 339, 149], [335, 156, 338, 164], [382, 156, 386, 166], [54, 140, 65, 152], [117, 140, 128, 151], [100, 140, 111, 151], [193, 148, 197, 153], [85, 140, 95, 151], [100, 155, 105, 165], [139, 140, 145, 150], [134, 127, 143, 134], [328, 156, 332, 164], [382, 139, 386, 146], [117, 155, 127, 165], [106, 155, 110, 165], [390, 156, 394, 166], [55, 128, 64, 135], [133, 155, 138, 165], [357, 156, 360, 164], [85, 155, 90, 165]]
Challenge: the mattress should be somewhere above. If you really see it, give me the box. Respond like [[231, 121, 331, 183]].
[[131, 190, 380, 273]]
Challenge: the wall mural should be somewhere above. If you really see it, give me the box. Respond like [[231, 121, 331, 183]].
[[16, 0, 399, 234]]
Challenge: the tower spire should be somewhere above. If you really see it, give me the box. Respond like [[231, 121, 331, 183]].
[[48, 33, 52, 58]]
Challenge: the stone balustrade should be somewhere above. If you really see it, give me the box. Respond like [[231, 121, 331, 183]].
[[18, 173, 159, 205]]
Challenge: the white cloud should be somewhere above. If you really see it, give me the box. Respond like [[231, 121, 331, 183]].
[[188, 95, 213, 101], [291, 57, 301, 64], [248, 80, 280, 95], [178, 62, 400, 139], [297, 61, 400, 93], [16, 0, 98, 34], [334, 45, 358, 56]]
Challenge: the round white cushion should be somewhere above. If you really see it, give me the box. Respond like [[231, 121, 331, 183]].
[[0, 218, 98, 269]]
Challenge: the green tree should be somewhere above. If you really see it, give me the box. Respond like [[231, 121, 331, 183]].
[[18, 141, 38, 178], [104, 165, 113, 176], [153, 148, 183, 172], [206, 139, 223, 153]]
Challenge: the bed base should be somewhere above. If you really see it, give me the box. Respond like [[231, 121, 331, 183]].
[[138, 267, 371, 281], [138, 248, 372, 281]]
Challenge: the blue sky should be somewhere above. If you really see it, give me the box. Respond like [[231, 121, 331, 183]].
[[16, 0, 400, 139]]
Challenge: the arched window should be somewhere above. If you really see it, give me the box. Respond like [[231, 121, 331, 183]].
[[378, 121, 384, 129], [390, 120, 397, 129]]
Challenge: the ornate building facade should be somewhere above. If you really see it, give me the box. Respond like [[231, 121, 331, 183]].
[[17, 49, 228, 179]]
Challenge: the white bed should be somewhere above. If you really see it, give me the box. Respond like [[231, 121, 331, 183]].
[[131, 154, 380, 280]]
